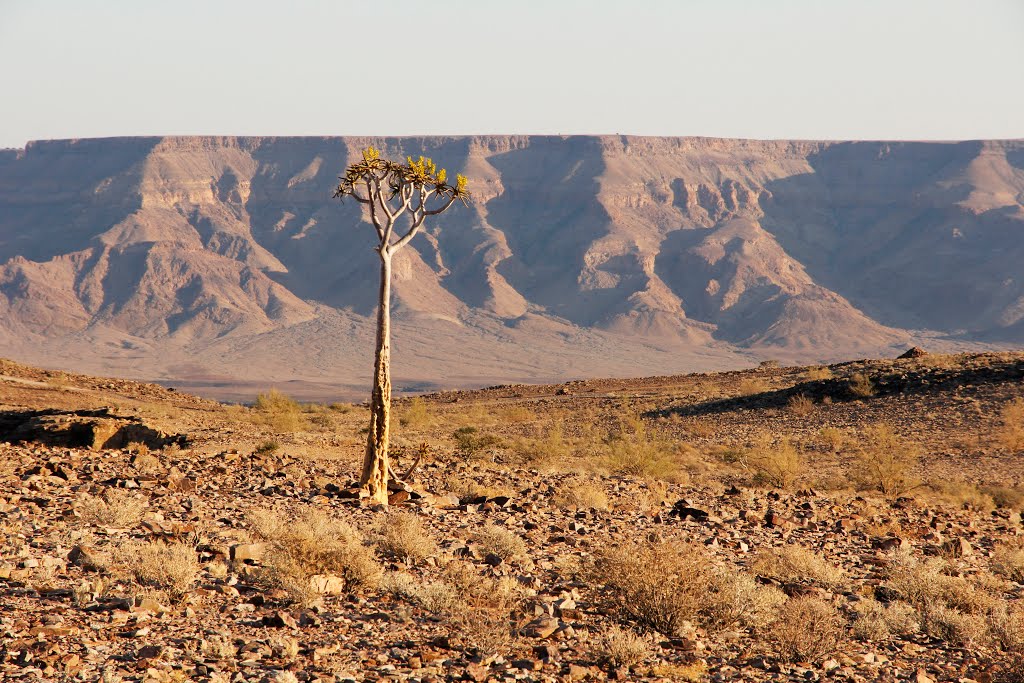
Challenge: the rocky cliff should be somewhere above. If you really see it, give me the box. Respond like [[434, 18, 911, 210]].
[[1, 135, 1022, 399]]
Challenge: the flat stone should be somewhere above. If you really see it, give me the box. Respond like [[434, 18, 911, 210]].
[[309, 574, 347, 595], [524, 617, 560, 639], [230, 543, 266, 563], [135, 645, 164, 661]]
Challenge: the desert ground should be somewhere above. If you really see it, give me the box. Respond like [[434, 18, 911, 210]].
[[1, 350, 1023, 682]]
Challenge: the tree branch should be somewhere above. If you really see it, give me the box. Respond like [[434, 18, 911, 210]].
[[389, 183, 414, 223], [390, 210, 427, 253], [363, 178, 386, 240], [425, 195, 458, 216]]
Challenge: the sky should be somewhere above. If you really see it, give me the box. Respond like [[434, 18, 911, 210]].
[[1, 0, 1022, 148]]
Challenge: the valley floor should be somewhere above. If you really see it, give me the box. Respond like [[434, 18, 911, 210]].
[[1, 352, 1023, 682]]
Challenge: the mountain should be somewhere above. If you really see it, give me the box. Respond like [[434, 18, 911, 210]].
[[1, 135, 1022, 400]]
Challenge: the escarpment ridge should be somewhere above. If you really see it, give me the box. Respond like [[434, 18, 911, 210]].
[[1, 135, 1022, 399]]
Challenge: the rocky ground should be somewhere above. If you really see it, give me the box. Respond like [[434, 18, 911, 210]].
[[1, 351, 1023, 683]]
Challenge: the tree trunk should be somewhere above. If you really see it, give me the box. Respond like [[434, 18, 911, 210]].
[[361, 250, 392, 505]]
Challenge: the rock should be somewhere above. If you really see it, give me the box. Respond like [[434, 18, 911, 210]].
[[764, 510, 795, 529], [533, 643, 558, 662], [231, 543, 266, 564], [263, 611, 298, 629], [308, 574, 347, 595], [568, 663, 590, 680], [131, 597, 167, 614], [872, 536, 909, 551], [67, 545, 103, 571], [166, 472, 196, 493], [30, 624, 78, 637], [524, 617, 560, 639], [554, 597, 576, 617], [465, 662, 490, 681], [5, 411, 169, 450], [671, 501, 710, 521], [914, 670, 936, 683], [135, 645, 164, 661], [898, 347, 929, 359], [388, 490, 410, 505], [611, 666, 632, 680], [941, 537, 973, 557]]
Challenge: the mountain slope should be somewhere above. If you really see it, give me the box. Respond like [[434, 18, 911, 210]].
[[1, 135, 1021, 399]]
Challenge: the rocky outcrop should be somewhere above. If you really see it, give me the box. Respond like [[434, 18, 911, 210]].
[[0, 408, 174, 450]]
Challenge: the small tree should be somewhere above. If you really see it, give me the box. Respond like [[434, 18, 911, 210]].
[[334, 146, 469, 505]]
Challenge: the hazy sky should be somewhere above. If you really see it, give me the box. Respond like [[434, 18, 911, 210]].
[[1, 0, 1022, 148]]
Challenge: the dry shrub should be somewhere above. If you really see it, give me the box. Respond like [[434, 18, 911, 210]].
[[847, 372, 875, 398], [306, 411, 334, 430], [787, 394, 815, 417], [131, 451, 162, 474], [704, 570, 787, 630], [554, 480, 609, 511], [925, 604, 989, 646], [684, 419, 715, 438], [817, 427, 847, 453], [601, 417, 694, 482], [452, 426, 503, 458], [996, 398, 1024, 452], [251, 507, 381, 604], [594, 625, 650, 668], [805, 366, 834, 381], [930, 480, 996, 512], [635, 480, 669, 516], [991, 603, 1024, 655], [984, 485, 1024, 511], [851, 424, 920, 497], [737, 377, 769, 396], [512, 421, 573, 467], [200, 636, 237, 660], [590, 541, 778, 635], [472, 524, 527, 563], [383, 571, 459, 614], [590, 541, 705, 635], [993, 541, 1024, 583], [386, 563, 524, 656], [398, 397, 430, 428], [373, 511, 436, 564], [120, 540, 199, 601], [769, 596, 845, 663], [496, 404, 536, 423], [885, 551, 1000, 646], [745, 438, 803, 489], [254, 389, 303, 432], [255, 439, 280, 455], [79, 490, 146, 528], [850, 598, 919, 641], [751, 545, 847, 591]]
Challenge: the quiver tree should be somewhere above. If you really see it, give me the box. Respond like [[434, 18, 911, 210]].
[[334, 146, 470, 505]]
